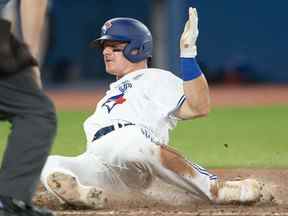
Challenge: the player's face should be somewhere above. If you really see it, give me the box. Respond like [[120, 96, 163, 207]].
[[102, 41, 135, 78]]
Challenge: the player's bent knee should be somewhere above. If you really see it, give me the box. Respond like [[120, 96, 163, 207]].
[[117, 161, 153, 190], [41, 155, 75, 187]]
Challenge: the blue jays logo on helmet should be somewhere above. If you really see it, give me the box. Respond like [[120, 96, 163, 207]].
[[90, 17, 153, 63], [102, 21, 112, 34]]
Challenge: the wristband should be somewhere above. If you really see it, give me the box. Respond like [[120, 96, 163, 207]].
[[180, 57, 202, 81]]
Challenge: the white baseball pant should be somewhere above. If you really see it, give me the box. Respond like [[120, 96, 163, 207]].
[[41, 124, 218, 202]]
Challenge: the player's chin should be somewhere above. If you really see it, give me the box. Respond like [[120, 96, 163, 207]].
[[105, 67, 117, 76]]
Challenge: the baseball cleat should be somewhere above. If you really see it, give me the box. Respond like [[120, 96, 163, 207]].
[[212, 178, 262, 204], [47, 172, 108, 209]]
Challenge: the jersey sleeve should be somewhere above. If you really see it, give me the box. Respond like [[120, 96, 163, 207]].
[[145, 69, 185, 118]]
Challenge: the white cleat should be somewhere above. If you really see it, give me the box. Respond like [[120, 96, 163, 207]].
[[47, 172, 108, 209], [212, 178, 262, 204]]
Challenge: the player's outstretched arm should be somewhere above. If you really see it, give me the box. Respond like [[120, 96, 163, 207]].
[[175, 7, 210, 120]]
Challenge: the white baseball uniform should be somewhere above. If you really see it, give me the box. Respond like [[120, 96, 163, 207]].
[[41, 68, 218, 202]]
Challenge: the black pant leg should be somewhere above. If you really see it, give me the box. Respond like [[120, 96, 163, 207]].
[[0, 68, 57, 204]]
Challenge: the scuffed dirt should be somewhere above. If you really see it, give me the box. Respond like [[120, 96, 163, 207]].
[[33, 168, 288, 215]]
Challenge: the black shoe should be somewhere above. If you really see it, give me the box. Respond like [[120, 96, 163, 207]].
[[0, 195, 54, 216]]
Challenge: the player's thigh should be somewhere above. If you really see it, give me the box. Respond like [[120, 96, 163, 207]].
[[87, 126, 159, 165]]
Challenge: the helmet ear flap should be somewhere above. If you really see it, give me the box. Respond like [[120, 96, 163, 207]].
[[123, 40, 146, 63], [123, 40, 151, 63], [143, 41, 153, 56]]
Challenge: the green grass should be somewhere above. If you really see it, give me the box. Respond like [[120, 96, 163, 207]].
[[170, 105, 288, 168], [0, 105, 287, 168]]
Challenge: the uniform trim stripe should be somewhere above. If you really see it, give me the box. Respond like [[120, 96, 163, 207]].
[[191, 163, 218, 180], [176, 95, 186, 109], [210, 176, 218, 180]]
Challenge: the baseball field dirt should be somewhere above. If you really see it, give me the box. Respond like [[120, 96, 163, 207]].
[[46, 84, 288, 111], [34, 168, 288, 216], [40, 85, 288, 215]]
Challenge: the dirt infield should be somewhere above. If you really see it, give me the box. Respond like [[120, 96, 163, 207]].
[[42, 85, 288, 215], [34, 168, 288, 216], [45, 84, 288, 111]]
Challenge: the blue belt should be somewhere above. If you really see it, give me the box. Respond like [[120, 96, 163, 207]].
[[92, 122, 135, 142]]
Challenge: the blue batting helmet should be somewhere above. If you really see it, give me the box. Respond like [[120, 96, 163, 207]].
[[91, 17, 153, 63]]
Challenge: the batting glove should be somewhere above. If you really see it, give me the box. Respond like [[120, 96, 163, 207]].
[[180, 7, 199, 58]]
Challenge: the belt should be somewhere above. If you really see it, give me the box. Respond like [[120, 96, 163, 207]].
[[92, 122, 135, 142]]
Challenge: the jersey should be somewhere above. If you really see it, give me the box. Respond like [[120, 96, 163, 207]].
[[84, 68, 185, 145]]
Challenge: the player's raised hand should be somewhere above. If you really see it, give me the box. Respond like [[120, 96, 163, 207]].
[[180, 7, 199, 58]]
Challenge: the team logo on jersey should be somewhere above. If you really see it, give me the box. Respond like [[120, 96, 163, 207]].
[[118, 80, 132, 93], [102, 80, 132, 113], [102, 93, 126, 113]]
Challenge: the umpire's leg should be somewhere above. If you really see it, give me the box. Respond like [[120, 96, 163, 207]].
[[0, 69, 57, 204]]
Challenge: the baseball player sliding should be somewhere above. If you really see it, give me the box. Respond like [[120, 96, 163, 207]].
[[40, 7, 263, 208]]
